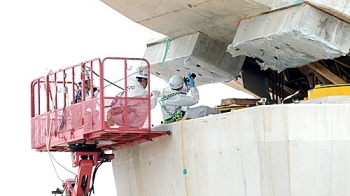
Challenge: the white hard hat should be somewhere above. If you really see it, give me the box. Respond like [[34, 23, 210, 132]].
[[169, 75, 184, 89], [135, 66, 148, 79]]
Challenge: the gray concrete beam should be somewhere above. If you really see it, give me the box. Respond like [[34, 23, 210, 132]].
[[101, 0, 350, 47], [306, 0, 350, 23], [101, 0, 270, 44], [227, 3, 350, 71], [143, 32, 246, 85]]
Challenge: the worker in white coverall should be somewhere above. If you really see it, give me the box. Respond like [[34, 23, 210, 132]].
[[71, 77, 100, 129], [158, 73, 220, 124], [74, 79, 99, 103], [108, 66, 159, 128]]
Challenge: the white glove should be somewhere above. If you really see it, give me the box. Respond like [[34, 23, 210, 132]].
[[151, 90, 161, 97]]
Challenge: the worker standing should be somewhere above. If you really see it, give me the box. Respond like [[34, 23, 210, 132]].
[[159, 72, 220, 124]]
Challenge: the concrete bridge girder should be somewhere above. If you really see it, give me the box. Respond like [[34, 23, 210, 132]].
[[143, 32, 246, 85], [228, 3, 350, 72]]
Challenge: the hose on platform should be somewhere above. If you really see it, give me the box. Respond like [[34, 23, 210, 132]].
[[46, 73, 64, 183], [88, 159, 110, 196], [46, 72, 76, 184]]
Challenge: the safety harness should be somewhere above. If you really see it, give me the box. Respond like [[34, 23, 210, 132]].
[[159, 92, 185, 124]]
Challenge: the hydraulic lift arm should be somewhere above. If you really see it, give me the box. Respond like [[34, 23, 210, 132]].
[[52, 149, 114, 196]]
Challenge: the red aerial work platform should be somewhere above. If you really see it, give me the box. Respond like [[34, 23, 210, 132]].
[[31, 57, 170, 196]]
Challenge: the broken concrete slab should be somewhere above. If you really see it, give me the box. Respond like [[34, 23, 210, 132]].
[[227, 3, 350, 72], [143, 32, 246, 86]]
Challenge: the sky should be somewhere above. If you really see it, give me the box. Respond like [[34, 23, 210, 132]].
[[0, 0, 252, 195]]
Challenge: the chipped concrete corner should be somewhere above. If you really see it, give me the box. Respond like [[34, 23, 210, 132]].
[[227, 3, 350, 72]]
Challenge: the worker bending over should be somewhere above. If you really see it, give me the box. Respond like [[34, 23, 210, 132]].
[[107, 66, 159, 128], [159, 72, 220, 124]]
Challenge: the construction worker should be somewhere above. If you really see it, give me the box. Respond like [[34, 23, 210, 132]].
[[107, 66, 159, 128], [74, 78, 99, 103], [71, 75, 100, 129], [159, 73, 220, 124]]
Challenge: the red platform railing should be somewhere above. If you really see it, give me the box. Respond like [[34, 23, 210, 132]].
[[30, 57, 168, 152]]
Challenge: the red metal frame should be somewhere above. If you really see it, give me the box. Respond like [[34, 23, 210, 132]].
[[31, 57, 168, 152], [61, 151, 114, 196], [31, 57, 170, 196]]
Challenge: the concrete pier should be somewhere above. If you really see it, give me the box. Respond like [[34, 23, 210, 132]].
[[112, 103, 350, 196]]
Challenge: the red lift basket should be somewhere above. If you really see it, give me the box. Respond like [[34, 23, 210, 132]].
[[30, 57, 169, 152]]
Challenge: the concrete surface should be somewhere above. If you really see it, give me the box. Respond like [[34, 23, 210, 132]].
[[101, 0, 350, 79], [227, 3, 350, 71], [143, 32, 246, 85], [307, 0, 350, 23], [101, 0, 271, 44], [101, 0, 350, 46], [112, 103, 350, 196], [301, 95, 350, 104]]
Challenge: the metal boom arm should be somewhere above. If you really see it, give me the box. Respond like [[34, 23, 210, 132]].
[[54, 150, 114, 196]]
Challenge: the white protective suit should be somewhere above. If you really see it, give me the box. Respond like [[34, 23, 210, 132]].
[[108, 77, 158, 128], [71, 85, 100, 130], [159, 84, 220, 124], [74, 86, 99, 103]]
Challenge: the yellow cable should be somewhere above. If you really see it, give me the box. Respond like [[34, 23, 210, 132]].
[[180, 116, 190, 196]]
